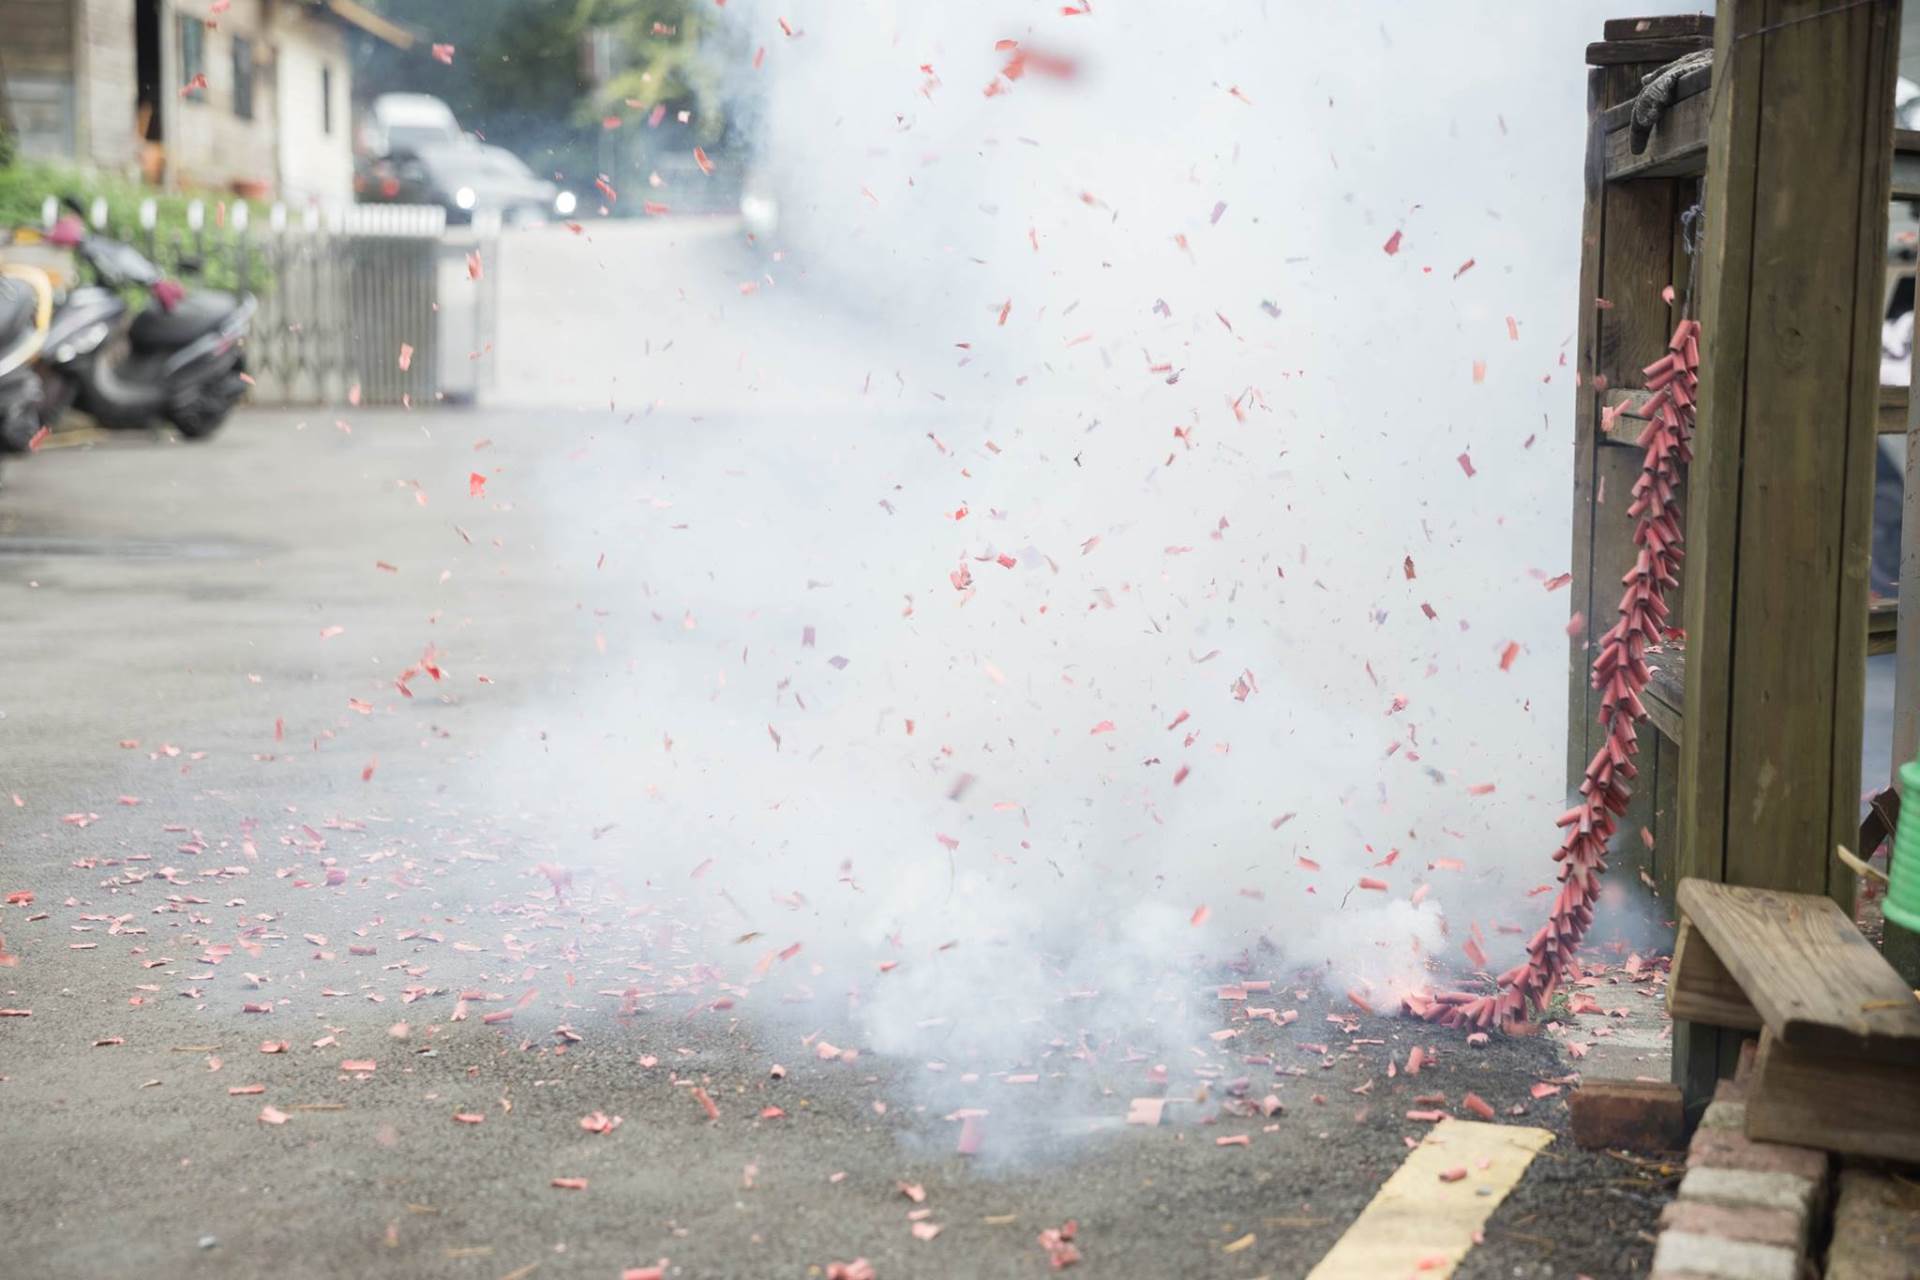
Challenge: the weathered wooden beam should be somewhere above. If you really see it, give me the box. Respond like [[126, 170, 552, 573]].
[[1676, 878, 1920, 1060], [1667, 916, 1764, 1033], [1587, 36, 1713, 66], [1878, 383, 1908, 434], [1747, 1027, 1920, 1163], [1606, 85, 1920, 188], [1610, 382, 1904, 440], [1644, 651, 1686, 744], [1639, 600, 1898, 751], [1567, 52, 1693, 901], [1566, 68, 1610, 803], [1893, 129, 1920, 199], [1674, 0, 1899, 1110], [1603, 15, 1715, 42]]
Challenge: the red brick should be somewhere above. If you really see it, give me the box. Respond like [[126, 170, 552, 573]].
[[1570, 1078, 1685, 1151], [1687, 1130, 1827, 1181], [1827, 1166, 1920, 1280], [1657, 1199, 1806, 1251]]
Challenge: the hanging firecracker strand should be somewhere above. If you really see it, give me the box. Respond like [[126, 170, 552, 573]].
[[1406, 316, 1700, 1031]]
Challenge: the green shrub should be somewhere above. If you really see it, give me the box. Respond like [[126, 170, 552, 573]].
[[0, 158, 257, 293]]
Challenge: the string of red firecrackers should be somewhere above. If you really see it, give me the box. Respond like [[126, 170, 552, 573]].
[[1406, 316, 1700, 1030]]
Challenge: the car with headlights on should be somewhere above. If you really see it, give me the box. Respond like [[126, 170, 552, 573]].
[[377, 141, 576, 226]]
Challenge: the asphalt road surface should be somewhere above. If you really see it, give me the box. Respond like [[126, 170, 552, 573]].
[[0, 404, 1670, 1280], [0, 222, 1671, 1279]]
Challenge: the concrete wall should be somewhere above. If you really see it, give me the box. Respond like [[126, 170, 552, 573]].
[[270, 12, 350, 206], [75, 0, 138, 173], [163, 0, 278, 194], [0, 0, 80, 160], [3, 0, 358, 202]]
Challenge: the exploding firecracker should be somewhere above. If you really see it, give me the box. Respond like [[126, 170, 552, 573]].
[[1407, 316, 1699, 1031]]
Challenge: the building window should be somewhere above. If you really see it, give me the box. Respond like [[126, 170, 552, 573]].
[[321, 66, 333, 135], [232, 36, 254, 120], [179, 15, 206, 103]]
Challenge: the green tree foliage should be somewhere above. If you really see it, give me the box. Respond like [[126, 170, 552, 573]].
[[572, 0, 729, 140]]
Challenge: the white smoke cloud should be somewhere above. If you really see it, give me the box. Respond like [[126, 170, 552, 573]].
[[479, 0, 1688, 1133]]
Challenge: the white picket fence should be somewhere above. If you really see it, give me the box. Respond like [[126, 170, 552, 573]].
[[39, 196, 498, 406]]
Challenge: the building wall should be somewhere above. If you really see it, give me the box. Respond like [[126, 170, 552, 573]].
[[75, 0, 138, 173], [2, 0, 361, 202], [270, 13, 350, 206], [163, 0, 279, 195], [0, 0, 80, 160]]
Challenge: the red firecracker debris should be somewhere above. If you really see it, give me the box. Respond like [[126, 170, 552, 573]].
[[580, 1111, 621, 1134], [1408, 317, 1699, 1033], [1037, 1220, 1081, 1269]]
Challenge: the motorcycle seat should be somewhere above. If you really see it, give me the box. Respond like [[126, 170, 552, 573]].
[[130, 291, 239, 352]]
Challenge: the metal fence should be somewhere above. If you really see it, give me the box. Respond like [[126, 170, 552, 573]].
[[41, 196, 499, 407]]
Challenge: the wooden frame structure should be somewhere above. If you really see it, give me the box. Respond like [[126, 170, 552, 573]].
[[1563, 3, 1910, 1108]]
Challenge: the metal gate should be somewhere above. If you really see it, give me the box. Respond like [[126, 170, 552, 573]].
[[44, 196, 499, 407]]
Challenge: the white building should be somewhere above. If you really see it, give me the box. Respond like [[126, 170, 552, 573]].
[[1, 0, 410, 206]]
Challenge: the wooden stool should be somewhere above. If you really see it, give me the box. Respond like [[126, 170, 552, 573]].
[[1668, 878, 1920, 1162]]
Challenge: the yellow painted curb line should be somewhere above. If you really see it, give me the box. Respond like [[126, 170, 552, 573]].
[[1305, 1119, 1555, 1279]]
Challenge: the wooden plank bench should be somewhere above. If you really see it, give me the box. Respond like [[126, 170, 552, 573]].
[[1668, 878, 1920, 1162]]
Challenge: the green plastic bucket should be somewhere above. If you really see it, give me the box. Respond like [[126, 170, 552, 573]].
[[1889, 759, 1920, 933]]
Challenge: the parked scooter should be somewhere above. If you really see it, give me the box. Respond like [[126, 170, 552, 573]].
[[0, 264, 54, 456], [37, 203, 255, 441]]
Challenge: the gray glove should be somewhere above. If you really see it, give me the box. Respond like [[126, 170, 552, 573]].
[[1631, 50, 1712, 156]]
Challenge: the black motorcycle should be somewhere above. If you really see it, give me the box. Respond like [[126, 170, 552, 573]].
[[36, 209, 255, 441], [0, 267, 52, 456]]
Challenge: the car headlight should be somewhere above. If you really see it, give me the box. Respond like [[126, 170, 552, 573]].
[[740, 193, 778, 233], [455, 186, 477, 210], [554, 190, 577, 216]]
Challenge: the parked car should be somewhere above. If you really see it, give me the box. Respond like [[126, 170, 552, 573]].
[[369, 140, 574, 225], [360, 93, 464, 159], [355, 92, 465, 204]]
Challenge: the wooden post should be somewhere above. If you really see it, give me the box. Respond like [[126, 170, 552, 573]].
[[1565, 21, 1711, 910], [1675, 0, 1900, 1105]]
